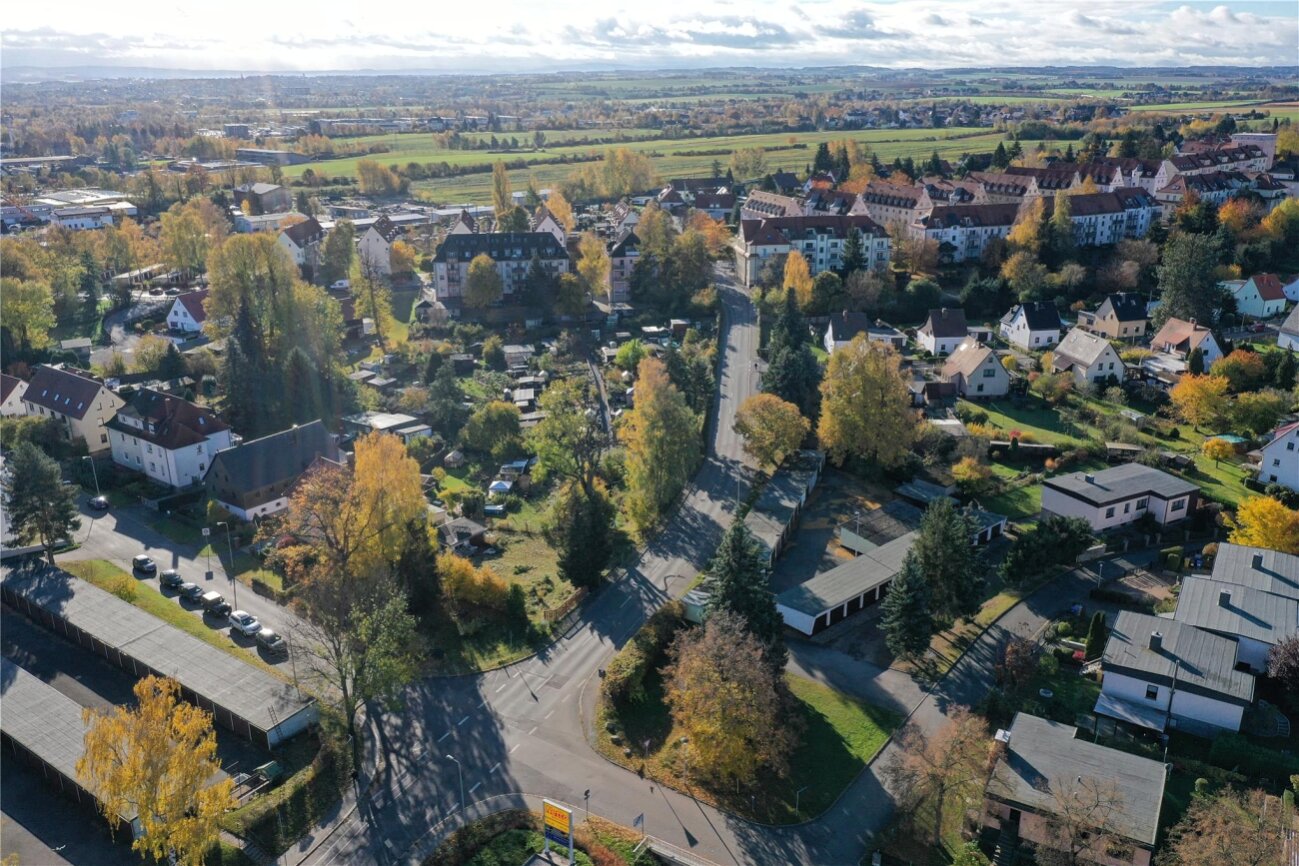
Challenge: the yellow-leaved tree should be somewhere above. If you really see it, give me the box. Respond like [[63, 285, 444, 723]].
[[78, 677, 235, 866], [818, 335, 917, 468], [1201, 437, 1236, 466], [733, 393, 809, 471], [1227, 496, 1299, 555], [546, 189, 576, 233], [619, 357, 701, 535], [1169, 374, 1230, 431], [577, 232, 611, 300], [491, 161, 512, 217], [782, 251, 814, 310]]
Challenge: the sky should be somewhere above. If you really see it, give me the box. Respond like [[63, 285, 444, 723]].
[[2, 0, 1297, 73]]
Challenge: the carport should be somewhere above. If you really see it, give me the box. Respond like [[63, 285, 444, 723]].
[[775, 530, 916, 635]]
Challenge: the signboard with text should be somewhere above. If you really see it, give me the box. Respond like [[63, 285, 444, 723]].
[[543, 799, 573, 863]]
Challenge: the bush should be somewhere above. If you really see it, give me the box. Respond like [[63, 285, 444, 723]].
[[103, 571, 138, 602], [222, 734, 351, 854], [1207, 734, 1299, 781], [601, 601, 686, 706]]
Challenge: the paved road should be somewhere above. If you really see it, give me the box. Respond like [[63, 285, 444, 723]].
[[57, 499, 310, 674]]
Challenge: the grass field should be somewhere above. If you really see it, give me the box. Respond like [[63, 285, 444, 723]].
[[1129, 99, 1268, 112], [286, 126, 1010, 203]]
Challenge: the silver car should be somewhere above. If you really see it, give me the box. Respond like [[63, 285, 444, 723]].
[[227, 609, 261, 637]]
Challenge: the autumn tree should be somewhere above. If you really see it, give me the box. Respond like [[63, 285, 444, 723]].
[[620, 356, 701, 535], [1227, 496, 1299, 555], [664, 611, 797, 785], [997, 636, 1040, 690], [577, 232, 611, 299], [132, 333, 173, 374], [1232, 389, 1289, 435], [491, 161, 513, 217], [818, 335, 916, 468], [1037, 776, 1127, 866], [1213, 349, 1267, 393], [1157, 787, 1286, 866], [705, 520, 786, 669], [389, 239, 417, 276], [529, 377, 607, 494], [1001, 250, 1049, 301], [464, 253, 503, 310], [78, 677, 235, 866], [462, 400, 524, 462], [1169, 374, 1230, 430], [1202, 437, 1235, 466], [884, 707, 992, 848], [318, 219, 355, 286], [0, 277, 56, 352], [2, 442, 81, 565], [729, 147, 767, 180], [546, 189, 575, 233], [1266, 636, 1299, 692], [951, 456, 994, 496], [733, 393, 809, 471], [782, 251, 814, 310]]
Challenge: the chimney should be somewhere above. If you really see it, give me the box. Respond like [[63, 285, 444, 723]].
[[1149, 632, 1162, 652], [1218, 588, 1232, 608], [1084, 473, 1096, 484], [1252, 552, 1264, 570]]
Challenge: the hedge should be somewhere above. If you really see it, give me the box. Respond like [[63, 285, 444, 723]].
[[1207, 734, 1299, 782], [601, 601, 686, 706]]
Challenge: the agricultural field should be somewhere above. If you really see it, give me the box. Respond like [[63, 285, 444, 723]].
[[1128, 99, 1269, 112]]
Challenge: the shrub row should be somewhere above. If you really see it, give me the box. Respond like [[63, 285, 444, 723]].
[[601, 600, 686, 706]]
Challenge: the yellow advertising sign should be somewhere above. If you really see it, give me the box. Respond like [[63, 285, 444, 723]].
[[544, 800, 571, 836]]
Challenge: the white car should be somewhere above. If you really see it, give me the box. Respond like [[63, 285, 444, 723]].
[[227, 610, 262, 637]]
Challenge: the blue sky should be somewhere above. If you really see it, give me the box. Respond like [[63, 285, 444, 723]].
[[3, 1, 1296, 72]]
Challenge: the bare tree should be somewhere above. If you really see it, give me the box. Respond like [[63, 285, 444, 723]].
[[1157, 787, 1287, 866], [1036, 776, 1127, 866], [884, 707, 993, 847]]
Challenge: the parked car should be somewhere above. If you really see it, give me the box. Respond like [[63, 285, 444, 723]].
[[132, 554, 157, 574], [200, 591, 230, 617], [255, 628, 287, 655], [178, 582, 203, 601], [89, 495, 109, 511], [159, 569, 184, 589], [228, 610, 261, 637]]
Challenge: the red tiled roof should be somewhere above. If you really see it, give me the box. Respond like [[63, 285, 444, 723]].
[[174, 290, 209, 324], [1250, 273, 1286, 302]]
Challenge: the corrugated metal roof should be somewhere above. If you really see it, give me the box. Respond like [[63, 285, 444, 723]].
[[1173, 575, 1299, 646], [985, 713, 1166, 846], [1103, 610, 1254, 704], [1209, 543, 1299, 601]]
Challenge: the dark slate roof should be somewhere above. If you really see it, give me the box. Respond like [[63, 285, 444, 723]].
[[826, 310, 871, 342], [738, 214, 887, 246], [920, 308, 968, 339], [106, 388, 228, 450], [23, 365, 106, 420], [433, 231, 569, 263], [1103, 610, 1254, 704], [609, 230, 640, 257], [1173, 576, 1299, 646], [368, 214, 404, 243], [986, 713, 1166, 847], [1096, 293, 1148, 323], [1209, 543, 1299, 601], [205, 420, 338, 497], [916, 203, 1021, 229], [1, 373, 24, 404], [1007, 301, 1061, 332], [281, 216, 324, 247], [776, 531, 915, 617], [1044, 463, 1196, 506]]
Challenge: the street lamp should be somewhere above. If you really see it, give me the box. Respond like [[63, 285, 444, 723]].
[[445, 754, 465, 812], [81, 456, 101, 498], [216, 521, 237, 609], [795, 786, 809, 814]]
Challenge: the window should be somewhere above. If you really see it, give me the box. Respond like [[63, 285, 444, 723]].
[[1145, 685, 1159, 700], [1105, 507, 1116, 518], [1136, 498, 1148, 511], [1275, 459, 1282, 466], [1124, 503, 1131, 514], [1171, 498, 1185, 512], [976, 384, 984, 393], [100, 434, 107, 444], [1288, 442, 1295, 451], [983, 367, 996, 377]]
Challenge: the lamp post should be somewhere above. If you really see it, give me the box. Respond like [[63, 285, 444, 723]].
[[81, 456, 101, 498], [216, 521, 237, 609], [202, 526, 212, 579], [795, 786, 809, 814], [446, 754, 465, 813]]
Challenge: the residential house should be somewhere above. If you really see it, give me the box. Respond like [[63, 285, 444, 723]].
[[942, 341, 1010, 398], [1173, 576, 1299, 673], [1078, 293, 1149, 341], [1147, 318, 1224, 372], [432, 231, 571, 303], [1224, 273, 1288, 319], [448, 209, 478, 236], [1097, 610, 1255, 734], [1280, 305, 1299, 351], [916, 308, 969, 356], [999, 301, 1062, 351], [982, 713, 1167, 866], [739, 190, 803, 221], [232, 182, 291, 215], [1053, 328, 1125, 386], [21, 365, 124, 453], [1043, 188, 1159, 246], [107, 389, 232, 489], [907, 203, 1021, 264], [1167, 143, 1269, 177], [692, 192, 736, 221], [769, 171, 800, 195], [166, 290, 209, 335], [1041, 463, 1197, 531], [204, 420, 340, 520], [1, 374, 28, 416], [51, 206, 113, 230], [607, 230, 640, 302], [359, 215, 404, 277], [822, 311, 905, 354], [1278, 274, 1299, 303], [277, 217, 325, 278], [233, 211, 298, 234], [1258, 419, 1299, 493], [732, 215, 890, 288], [856, 181, 931, 226], [531, 207, 566, 245], [802, 189, 858, 217]]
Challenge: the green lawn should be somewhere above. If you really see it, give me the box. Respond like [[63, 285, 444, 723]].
[[964, 399, 1086, 447], [1129, 99, 1267, 112], [982, 481, 1043, 521], [62, 560, 288, 680]]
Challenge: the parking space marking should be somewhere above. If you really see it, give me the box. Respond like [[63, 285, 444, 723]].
[[528, 726, 538, 736], [457, 715, 470, 726], [509, 743, 520, 754], [543, 709, 554, 720], [489, 762, 501, 774], [438, 731, 451, 742], [468, 781, 482, 794]]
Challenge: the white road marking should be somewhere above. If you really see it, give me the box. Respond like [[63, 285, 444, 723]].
[[619, 595, 634, 609], [468, 781, 482, 794], [509, 743, 520, 754], [489, 762, 501, 773], [478, 698, 488, 708], [496, 681, 508, 692], [438, 731, 451, 742], [544, 709, 554, 720], [457, 715, 470, 726], [528, 726, 538, 736]]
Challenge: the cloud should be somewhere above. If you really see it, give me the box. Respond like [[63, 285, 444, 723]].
[[822, 9, 892, 40], [1068, 11, 1138, 35], [924, 13, 950, 26]]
